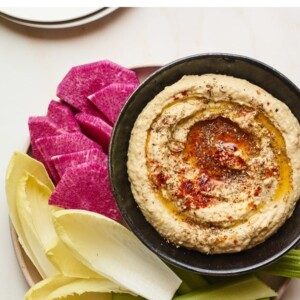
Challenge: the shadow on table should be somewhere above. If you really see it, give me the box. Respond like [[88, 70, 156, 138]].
[[0, 7, 128, 40]]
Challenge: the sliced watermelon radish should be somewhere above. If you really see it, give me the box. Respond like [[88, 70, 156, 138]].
[[30, 141, 45, 166], [35, 132, 102, 183], [28, 116, 66, 164], [75, 112, 112, 153], [88, 83, 137, 125], [47, 100, 81, 132], [49, 161, 121, 221], [28, 116, 66, 141], [56, 60, 139, 115], [51, 148, 107, 178]]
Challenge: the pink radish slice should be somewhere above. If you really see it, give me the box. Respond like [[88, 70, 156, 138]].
[[75, 112, 112, 153], [56, 60, 139, 115], [47, 100, 81, 132], [51, 148, 107, 178], [89, 83, 137, 125], [35, 132, 102, 183], [49, 161, 121, 221]]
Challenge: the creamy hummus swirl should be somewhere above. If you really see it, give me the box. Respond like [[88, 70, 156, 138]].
[[127, 74, 300, 253]]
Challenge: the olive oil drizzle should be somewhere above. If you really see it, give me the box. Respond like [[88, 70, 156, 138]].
[[145, 98, 292, 228]]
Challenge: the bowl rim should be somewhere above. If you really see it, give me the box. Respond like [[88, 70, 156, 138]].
[[123, 52, 300, 103], [109, 53, 300, 276]]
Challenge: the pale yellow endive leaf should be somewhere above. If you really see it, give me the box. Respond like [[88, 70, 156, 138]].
[[23, 168, 100, 279], [27, 175, 58, 249], [25, 274, 129, 300], [46, 236, 102, 279], [6, 151, 101, 280], [52, 209, 182, 300], [6, 151, 54, 264], [16, 172, 57, 278]]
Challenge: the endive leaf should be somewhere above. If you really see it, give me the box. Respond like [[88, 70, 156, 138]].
[[52, 209, 182, 300], [47, 277, 128, 300], [16, 165, 101, 279], [16, 172, 57, 278], [25, 274, 128, 300], [112, 294, 143, 300], [25, 275, 73, 300], [27, 172, 101, 279], [46, 237, 102, 279], [64, 293, 111, 300], [27, 175, 58, 249], [5, 151, 54, 263]]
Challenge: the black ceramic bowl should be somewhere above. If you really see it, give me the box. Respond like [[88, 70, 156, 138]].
[[109, 53, 300, 276]]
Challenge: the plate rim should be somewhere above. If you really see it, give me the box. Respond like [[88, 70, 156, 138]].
[[0, 7, 118, 29], [0, 7, 103, 23]]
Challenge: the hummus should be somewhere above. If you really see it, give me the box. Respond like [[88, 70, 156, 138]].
[[127, 74, 300, 254]]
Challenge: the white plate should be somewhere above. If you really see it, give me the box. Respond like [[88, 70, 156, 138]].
[[0, 8, 102, 23], [0, 7, 118, 29]]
